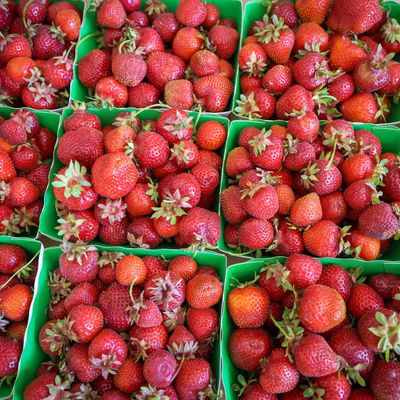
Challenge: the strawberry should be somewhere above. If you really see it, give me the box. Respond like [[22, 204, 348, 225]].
[[97, 0, 126, 29], [370, 359, 400, 400], [88, 328, 128, 378], [128, 82, 160, 108], [0, 35, 31, 67], [287, 111, 319, 142], [256, 16, 295, 64], [129, 324, 168, 359], [326, 0, 384, 35], [0, 176, 40, 207], [348, 283, 384, 319], [270, 1, 297, 28], [359, 202, 399, 240], [0, 0, 16, 30], [111, 53, 146, 88], [241, 74, 263, 93], [208, 24, 239, 60], [31, 25, 65, 59], [295, 0, 331, 25], [186, 307, 218, 342], [229, 327, 272, 371], [203, 3, 220, 29], [135, 131, 169, 169], [341, 154, 374, 185], [272, 220, 305, 256], [11, 144, 39, 171], [100, 390, 130, 400], [329, 35, 368, 73], [0, 284, 32, 321], [327, 73, 355, 102], [54, 9, 81, 41], [53, 162, 98, 211], [0, 119, 27, 145], [6, 56, 36, 84], [221, 186, 247, 225], [329, 327, 375, 378], [193, 73, 234, 113], [228, 284, 269, 328], [293, 334, 340, 377], [238, 218, 275, 250], [114, 358, 144, 394], [175, 358, 211, 399], [59, 243, 99, 285], [64, 282, 99, 312], [379, 62, 400, 94], [157, 109, 193, 143], [57, 127, 104, 169], [259, 351, 299, 394], [284, 141, 316, 172], [91, 153, 138, 200], [175, 0, 206, 27], [164, 79, 194, 110], [95, 76, 128, 108], [172, 27, 203, 62], [23, 372, 57, 400], [263, 64, 292, 94], [242, 383, 276, 400], [236, 88, 276, 119], [33, 126, 56, 159], [0, 150, 16, 181], [186, 273, 222, 309], [66, 343, 101, 383], [248, 128, 283, 170], [146, 51, 185, 91], [303, 220, 342, 257], [276, 85, 315, 119], [98, 283, 132, 332], [300, 284, 346, 333], [369, 274, 400, 300], [143, 349, 177, 388], [0, 244, 26, 274], [152, 12, 179, 42], [285, 254, 322, 289], [78, 49, 112, 89], [238, 43, 267, 76], [314, 373, 352, 400], [115, 254, 147, 286], [347, 230, 381, 261], [341, 93, 380, 123]]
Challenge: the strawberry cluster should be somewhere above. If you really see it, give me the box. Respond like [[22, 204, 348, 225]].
[[0, 0, 82, 109], [52, 108, 224, 249], [222, 119, 400, 260], [26, 246, 222, 400], [77, 0, 239, 112], [0, 109, 56, 236], [227, 256, 400, 399], [0, 244, 38, 384], [236, 0, 400, 123]]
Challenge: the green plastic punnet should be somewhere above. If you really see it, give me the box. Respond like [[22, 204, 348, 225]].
[[0, 107, 61, 239], [0, 236, 43, 400], [221, 256, 398, 400], [13, 246, 227, 400], [40, 106, 229, 246], [233, 0, 400, 124], [70, 0, 243, 114], [218, 119, 400, 261]]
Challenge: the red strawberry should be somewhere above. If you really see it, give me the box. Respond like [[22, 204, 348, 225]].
[[263, 64, 292, 94], [143, 349, 177, 389], [33, 127, 56, 159], [152, 12, 179, 42], [314, 373, 352, 400], [114, 357, 144, 394], [0, 150, 16, 182], [31, 25, 65, 59], [111, 53, 146, 88], [238, 218, 275, 250], [0, 119, 27, 145], [329, 34, 367, 72], [0, 35, 31, 67], [242, 383, 276, 400], [129, 324, 168, 360], [317, 264, 352, 301], [340, 93, 380, 123], [78, 49, 112, 89], [97, 0, 126, 29], [164, 79, 194, 110], [0, 176, 40, 207], [65, 282, 99, 312], [295, 0, 331, 25], [327, 73, 355, 102], [175, 0, 206, 27], [348, 283, 384, 319], [23, 372, 57, 400], [186, 307, 218, 342], [236, 88, 276, 119], [95, 76, 128, 108], [303, 220, 342, 257], [286, 254, 322, 289], [370, 273, 400, 300], [370, 359, 400, 400], [0, 336, 21, 377], [208, 24, 239, 60], [276, 85, 315, 119], [293, 334, 339, 377], [66, 343, 101, 383]]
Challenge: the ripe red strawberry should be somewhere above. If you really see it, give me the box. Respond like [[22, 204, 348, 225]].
[[0, 35, 31, 67], [314, 373, 352, 400], [152, 12, 179, 42], [88, 328, 128, 378], [31, 25, 65, 59], [111, 53, 147, 87], [263, 64, 292, 94], [329, 327, 375, 377], [114, 357, 144, 394], [135, 131, 169, 168], [23, 372, 57, 400], [66, 343, 101, 383], [11, 144, 39, 171], [0, 335, 21, 377], [64, 282, 98, 312], [370, 359, 400, 400], [0, 284, 32, 321], [129, 323, 168, 359], [0, 0, 16, 30], [290, 192, 322, 228], [175, 0, 206, 27], [221, 186, 247, 225], [242, 383, 276, 400], [295, 0, 331, 25], [326, 0, 384, 35], [236, 88, 276, 119], [193, 73, 234, 113], [229, 328, 272, 371], [186, 273, 222, 309], [95, 76, 128, 107], [32, 126, 56, 159], [238, 43, 267, 76], [276, 85, 315, 119], [128, 82, 160, 108], [317, 264, 352, 301], [370, 273, 400, 300], [228, 284, 269, 328], [175, 358, 211, 399], [285, 254, 322, 289], [78, 49, 112, 89], [341, 154, 374, 185], [1, 177, 40, 207], [327, 73, 355, 102], [238, 218, 275, 250], [259, 351, 299, 394], [256, 16, 294, 64], [348, 283, 384, 319], [293, 334, 339, 377], [303, 220, 342, 257], [358, 202, 399, 240], [0, 119, 27, 145], [0, 244, 26, 274], [340, 93, 380, 123], [146, 51, 185, 91], [0, 150, 16, 182], [186, 307, 218, 342], [208, 24, 239, 60], [97, 0, 126, 29], [143, 349, 177, 389], [164, 79, 194, 110]]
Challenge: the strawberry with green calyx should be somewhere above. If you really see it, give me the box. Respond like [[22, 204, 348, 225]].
[[255, 15, 295, 64], [167, 325, 198, 360], [238, 43, 268, 76], [52, 161, 98, 211], [311, 86, 340, 120], [94, 198, 127, 226], [170, 140, 198, 169], [157, 109, 193, 144], [321, 120, 355, 155], [39, 319, 70, 357], [48, 270, 71, 307], [163, 307, 186, 333], [145, 0, 167, 20], [381, 17, 400, 53], [287, 108, 319, 143], [126, 290, 162, 328], [235, 90, 276, 120]]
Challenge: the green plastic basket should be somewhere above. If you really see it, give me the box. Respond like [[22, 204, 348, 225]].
[[0, 236, 43, 400], [232, 0, 400, 124], [40, 106, 229, 247], [13, 245, 227, 400], [0, 107, 61, 239], [70, 0, 243, 114], [218, 119, 400, 261], [221, 256, 400, 400]]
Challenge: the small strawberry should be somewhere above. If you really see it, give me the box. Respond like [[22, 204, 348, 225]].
[[208, 24, 239, 60], [78, 49, 112, 89], [263, 64, 292, 94]]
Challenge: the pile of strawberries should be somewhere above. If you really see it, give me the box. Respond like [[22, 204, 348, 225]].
[[0, 244, 38, 383], [236, 0, 400, 123], [25, 246, 222, 400], [52, 108, 224, 249], [227, 256, 400, 399], [221, 119, 400, 260], [76, 0, 239, 112], [0, 109, 56, 236], [0, 0, 82, 109]]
